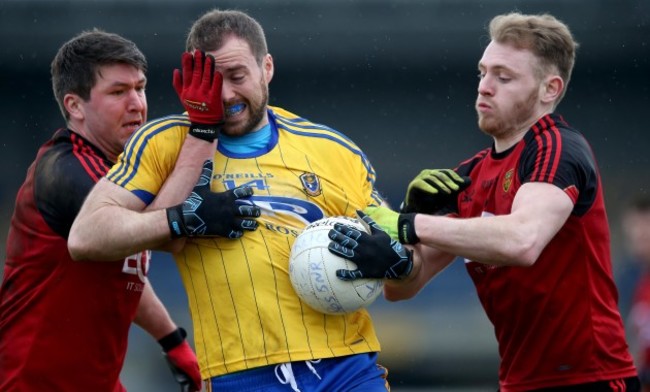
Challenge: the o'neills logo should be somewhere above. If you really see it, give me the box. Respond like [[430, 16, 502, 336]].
[[300, 172, 322, 197], [184, 99, 208, 112], [503, 169, 514, 192]]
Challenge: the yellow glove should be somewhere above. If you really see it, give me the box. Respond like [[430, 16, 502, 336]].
[[401, 169, 471, 214], [362, 206, 419, 244]]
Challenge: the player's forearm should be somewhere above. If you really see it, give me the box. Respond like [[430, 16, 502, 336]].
[[383, 258, 424, 301], [143, 137, 216, 253], [69, 206, 172, 261], [147, 135, 216, 211], [134, 280, 178, 339], [383, 244, 454, 301], [414, 213, 539, 267]]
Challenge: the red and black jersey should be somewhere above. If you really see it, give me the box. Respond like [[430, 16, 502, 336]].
[[453, 114, 636, 391], [0, 129, 149, 392]]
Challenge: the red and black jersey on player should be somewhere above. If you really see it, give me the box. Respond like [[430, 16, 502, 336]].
[[0, 129, 149, 392], [453, 114, 636, 391]]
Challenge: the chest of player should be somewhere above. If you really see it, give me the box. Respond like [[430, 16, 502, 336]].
[[209, 146, 362, 225], [460, 146, 524, 218]]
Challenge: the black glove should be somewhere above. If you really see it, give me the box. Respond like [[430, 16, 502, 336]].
[[328, 210, 413, 281], [166, 160, 260, 238], [401, 169, 471, 214]]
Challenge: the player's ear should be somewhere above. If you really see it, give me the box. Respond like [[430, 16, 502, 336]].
[[541, 75, 563, 104], [262, 53, 274, 84], [64, 93, 84, 121]]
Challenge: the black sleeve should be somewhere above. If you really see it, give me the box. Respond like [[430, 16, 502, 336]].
[[519, 127, 599, 217], [33, 146, 99, 238]]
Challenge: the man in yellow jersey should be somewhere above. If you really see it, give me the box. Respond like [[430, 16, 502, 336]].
[[68, 8, 407, 391]]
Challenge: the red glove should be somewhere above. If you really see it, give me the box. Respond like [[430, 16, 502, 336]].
[[159, 328, 202, 392], [173, 50, 224, 141]]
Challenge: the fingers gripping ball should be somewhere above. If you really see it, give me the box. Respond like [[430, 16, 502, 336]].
[[289, 216, 384, 315], [328, 210, 415, 279]]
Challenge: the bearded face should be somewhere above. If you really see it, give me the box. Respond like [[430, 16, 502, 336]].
[[475, 41, 547, 142], [477, 86, 539, 138], [207, 36, 274, 138], [222, 74, 268, 137]]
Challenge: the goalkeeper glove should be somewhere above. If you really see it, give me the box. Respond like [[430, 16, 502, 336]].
[[166, 160, 260, 238], [159, 327, 202, 392], [173, 50, 224, 142], [401, 169, 471, 214], [364, 206, 419, 245], [328, 210, 413, 281]]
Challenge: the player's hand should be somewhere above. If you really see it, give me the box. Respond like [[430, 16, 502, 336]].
[[173, 50, 224, 142], [363, 205, 419, 245], [328, 210, 413, 280], [159, 328, 202, 392], [401, 169, 471, 214], [166, 160, 260, 238]]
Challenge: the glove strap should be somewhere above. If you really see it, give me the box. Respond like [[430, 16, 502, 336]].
[[398, 213, 419, 244], [166, 206, 187, 238], [158, 327, 187, 353], [400, 249, 414, 278], [399, 200, 414, 214], [189, 122, 221, 142]]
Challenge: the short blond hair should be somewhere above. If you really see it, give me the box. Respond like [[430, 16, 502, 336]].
[[489, 12, 578, 104]]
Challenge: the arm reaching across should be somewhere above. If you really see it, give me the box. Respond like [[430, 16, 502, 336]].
[[68, 47, 263, 261], [369, 182, 573, 267], [413, 182, 573, 267], [349, 183, 572, 300], [68, 160, 260, 261]]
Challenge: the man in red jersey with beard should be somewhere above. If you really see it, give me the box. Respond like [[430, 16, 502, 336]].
[[328, 12, 640, 391], [0, 30, 207, 391]]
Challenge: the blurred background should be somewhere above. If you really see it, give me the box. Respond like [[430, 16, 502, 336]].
[[1, 0, 648, 390]]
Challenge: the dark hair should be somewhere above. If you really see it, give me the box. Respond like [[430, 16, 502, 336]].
[[488, 12, 578, 106], [186, 9, 268, 64], [50, 29, 147, 120]]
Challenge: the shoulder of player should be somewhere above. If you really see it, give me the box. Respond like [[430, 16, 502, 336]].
[[519, 115, 597, 182], [32, 130, 103, 229], [525, 114, 587, 149], [269, 106, 363, 154], [40, 129, 111, 184], [121, 114, 189, 154]]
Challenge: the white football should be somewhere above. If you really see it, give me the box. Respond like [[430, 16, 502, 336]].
[[289, 216, 384, 315]]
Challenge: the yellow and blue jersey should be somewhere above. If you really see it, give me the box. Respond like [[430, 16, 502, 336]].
[[107, 106, 383, 379]]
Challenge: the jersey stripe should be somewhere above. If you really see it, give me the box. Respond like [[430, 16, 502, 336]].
[[108, 115, 189, 186], [545, 116, 563, 183], [70, 133, 108, 182], [273, 115, 377, 183], [531, 115, 562, 183]]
